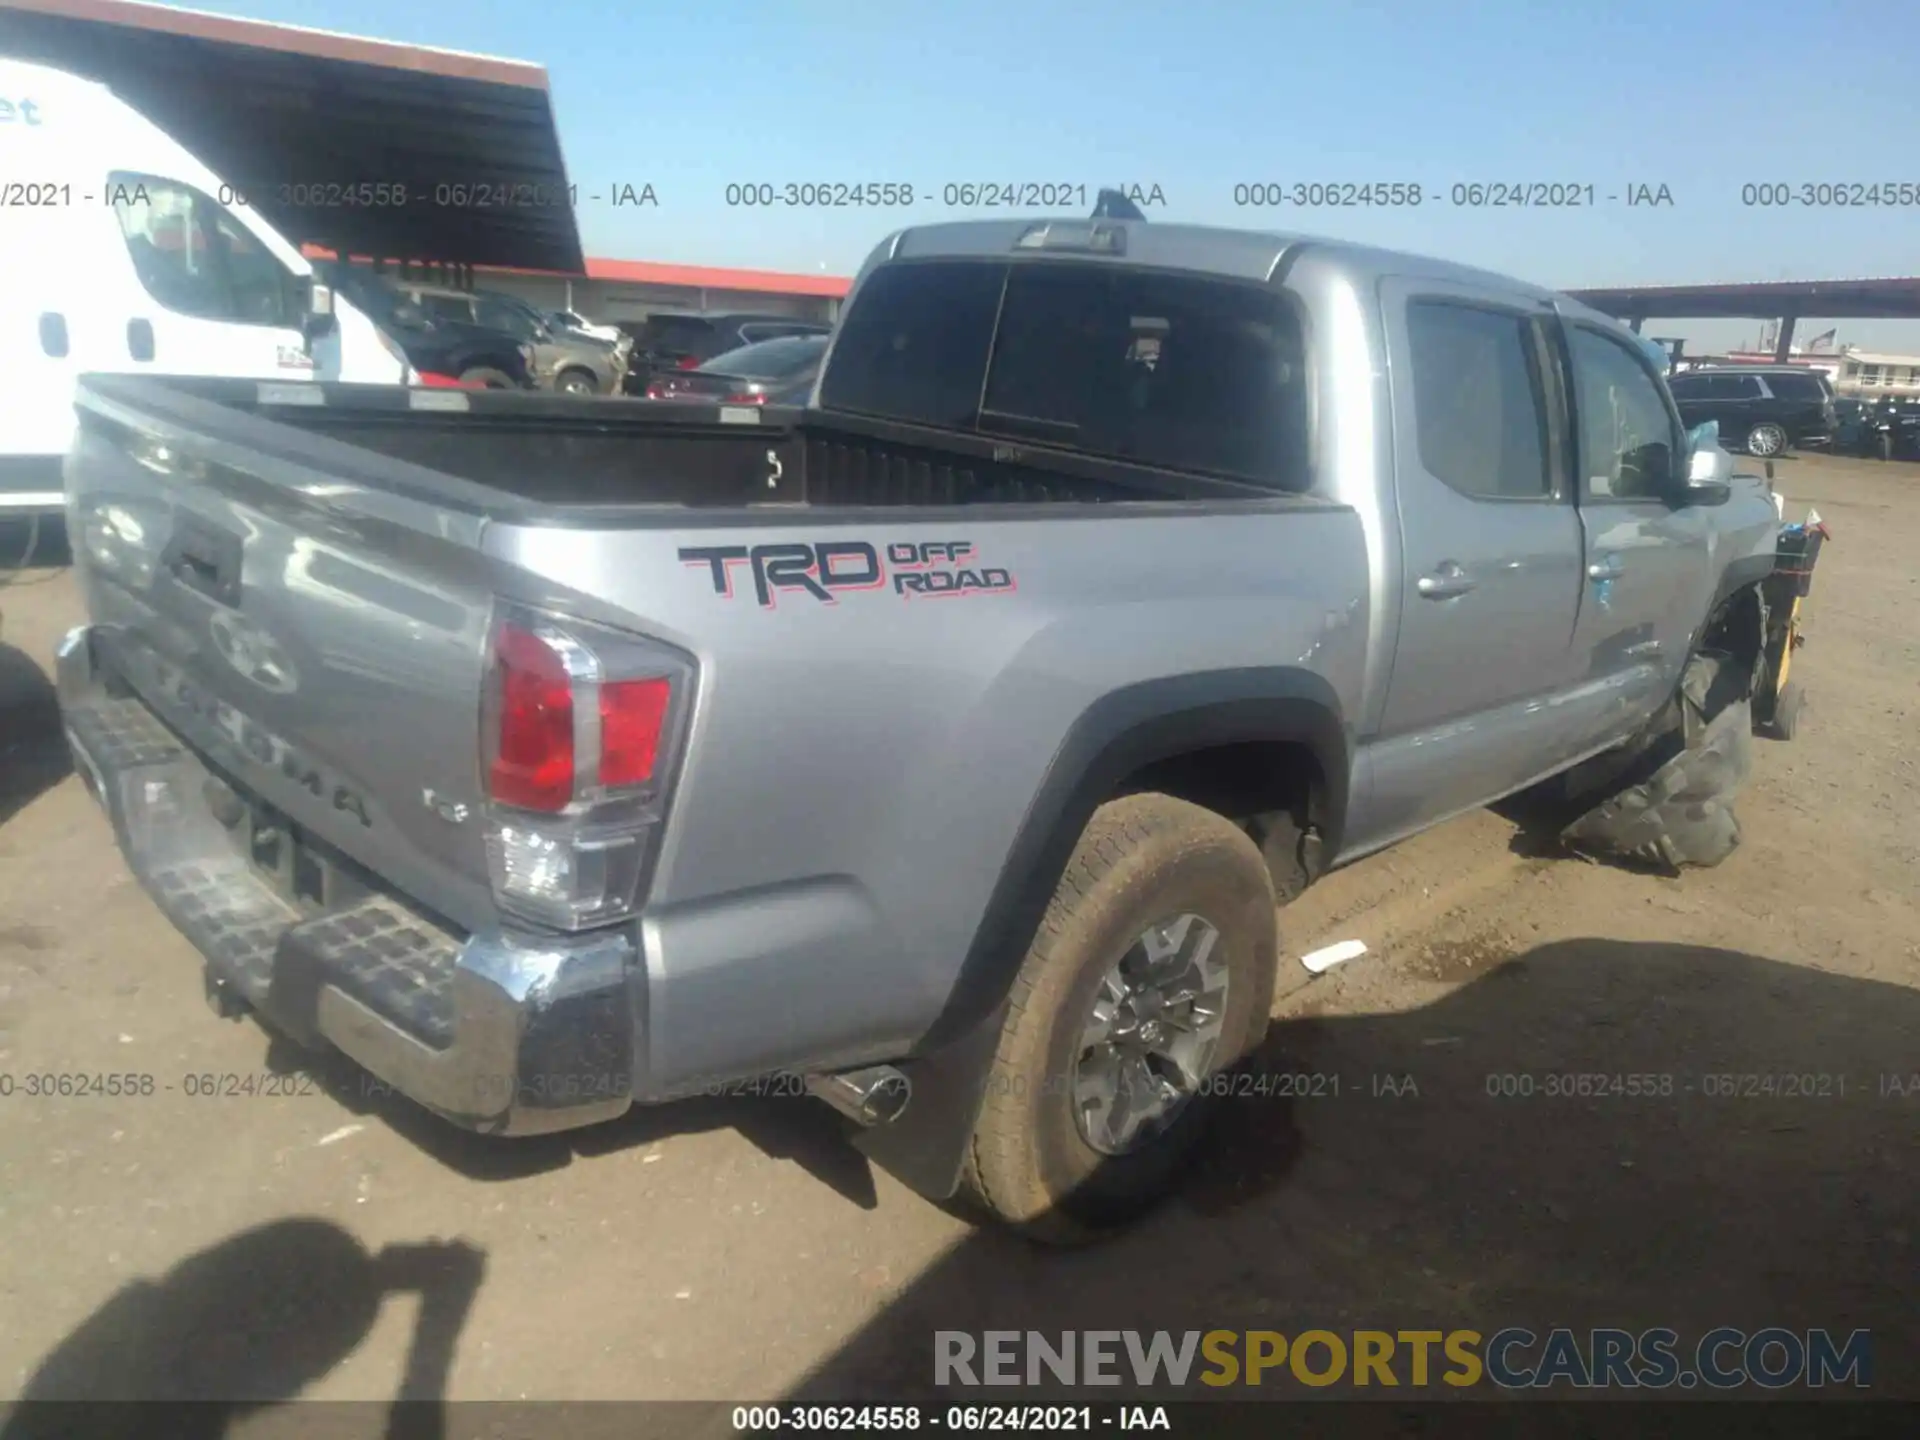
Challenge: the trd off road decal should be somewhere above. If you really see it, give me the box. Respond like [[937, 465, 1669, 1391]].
[[678, 540, 1016, 609]]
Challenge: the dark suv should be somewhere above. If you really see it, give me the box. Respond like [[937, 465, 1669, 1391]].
[[398, 285, 630, 396], [1666, 366, 1836, 458], [619, 313, 833, 392]]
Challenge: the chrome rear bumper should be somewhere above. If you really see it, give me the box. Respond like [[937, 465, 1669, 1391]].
[[56, 623, 637, 1137]]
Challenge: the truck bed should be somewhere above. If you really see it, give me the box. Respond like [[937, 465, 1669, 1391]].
[[77, 375, 1296, 520]]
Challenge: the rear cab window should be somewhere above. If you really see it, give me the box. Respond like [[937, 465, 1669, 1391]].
[[818, 259, 1311, 490]]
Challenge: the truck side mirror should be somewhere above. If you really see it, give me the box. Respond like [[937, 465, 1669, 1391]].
[[1680, 439, 1733, 506]]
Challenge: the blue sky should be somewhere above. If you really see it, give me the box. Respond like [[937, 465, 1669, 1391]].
[[190, 0, 1920, 347]]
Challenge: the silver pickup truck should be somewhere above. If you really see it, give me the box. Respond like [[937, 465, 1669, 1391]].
[[55, 214, 1780, 1241]]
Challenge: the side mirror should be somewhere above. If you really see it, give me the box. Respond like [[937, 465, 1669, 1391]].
[[1680, 440, 1733, 506], [294, 278, 338, 346]]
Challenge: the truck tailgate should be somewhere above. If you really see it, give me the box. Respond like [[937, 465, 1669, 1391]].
[[63, 377, 512, 938]]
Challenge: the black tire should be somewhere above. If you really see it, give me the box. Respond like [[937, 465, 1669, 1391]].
[[556, 369, 598, 396], [1746, 422, 1788, 458], [960, 793, 1278, 1244], [1763, 680, 1804, 741], [457, 367, 515, 390]]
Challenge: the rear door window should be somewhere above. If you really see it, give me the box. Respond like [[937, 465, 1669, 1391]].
[[418, 293, 474, 322], [821, 259, 1310, 488], [1764, 371, 1827, 402], [1404, 300, 1552, 500]]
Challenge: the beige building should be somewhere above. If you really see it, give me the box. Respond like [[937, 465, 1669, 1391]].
[[1720, 346, 1920, 398]]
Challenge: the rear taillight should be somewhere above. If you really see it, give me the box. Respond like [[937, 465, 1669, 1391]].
[[416, 371, 479, 389], [600, 677, 671, 785], [722, 392, 765, 405], [676, 355, 701, 370], [489, 623, 576, 810], [481, 607, 695, 930]]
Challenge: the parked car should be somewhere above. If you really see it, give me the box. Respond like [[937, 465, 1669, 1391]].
[[394, 283, 629, 396], [1838, 394, 1920, 460], [56, 213, 1781, 1243], [377, 305, 537, 390], [548, 308, 625, 346], [620, 313, 833, 391], [644, 334, 830, 403], [332, 276, 536, 389], [1666, 366, 1836, 457]]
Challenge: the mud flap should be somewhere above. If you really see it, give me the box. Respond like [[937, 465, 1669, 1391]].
[[1560, 653, 1755, 873]]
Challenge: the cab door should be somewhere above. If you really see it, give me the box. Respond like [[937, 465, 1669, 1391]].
[[105, 172, 320, 381], [1558, 317, 1715, 741], [1363, 279, 1587, 841]]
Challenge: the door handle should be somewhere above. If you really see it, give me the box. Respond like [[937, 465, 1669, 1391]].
[[1416, 562, 1476, 600], [1587, 556, 1625, 582], [161, 516, 244, 608]]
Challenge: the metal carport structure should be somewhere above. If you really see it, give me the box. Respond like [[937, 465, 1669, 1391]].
[[0, 0, 583, 274], [1566, 277, 1920, 361]]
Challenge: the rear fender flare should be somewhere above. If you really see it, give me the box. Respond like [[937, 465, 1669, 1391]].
[[853, 667, 1350, 1200]]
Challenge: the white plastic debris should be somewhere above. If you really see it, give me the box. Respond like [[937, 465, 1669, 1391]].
[[1300, 939, 1368, 974], [314, 1124, 364, 1148]]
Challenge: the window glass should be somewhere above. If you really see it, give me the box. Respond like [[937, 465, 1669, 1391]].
[[418, 293, 474, 322], [111, 175, 291, 325], [821, 260, 1310, 488], [817, 260, 1005, 430], [702, 335, 829, 378], [1568, 327, 1677, 500], [1765, 371, 1826, 401], [210, 208, 288, 325], [474, 296, 540, 339], [1405, 301, 1550, 499], [979, 263, 1307, 486]]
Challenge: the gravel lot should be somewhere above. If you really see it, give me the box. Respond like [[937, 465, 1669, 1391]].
[[1, 455, 1915, 1415]]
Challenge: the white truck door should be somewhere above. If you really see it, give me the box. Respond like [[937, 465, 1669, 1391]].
[[104, 172, 319, 381]]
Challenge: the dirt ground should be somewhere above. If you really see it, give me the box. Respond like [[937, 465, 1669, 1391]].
[[0, 456, 1915, 1417]]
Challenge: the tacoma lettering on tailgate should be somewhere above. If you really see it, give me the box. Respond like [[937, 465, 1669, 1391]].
[[140, 653, 373, 828]]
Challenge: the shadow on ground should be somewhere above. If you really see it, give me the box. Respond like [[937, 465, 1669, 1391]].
[[0, 642, 69, 832], [0, 1218, 483, 1440], [262, 1032, 883, 1213], [776, 939, 1916, 1407]]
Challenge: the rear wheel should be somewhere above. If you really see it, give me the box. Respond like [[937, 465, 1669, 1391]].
[[457, 367, 515, 390], [1746, 422, 1788, 458], [961, 793, 1278, 1244]]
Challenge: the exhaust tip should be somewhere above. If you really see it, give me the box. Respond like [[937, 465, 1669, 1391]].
[[806, 1065, 911, 1128]]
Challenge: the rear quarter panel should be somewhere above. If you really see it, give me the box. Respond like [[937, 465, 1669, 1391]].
[[490, 506, 1371, 1091]]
